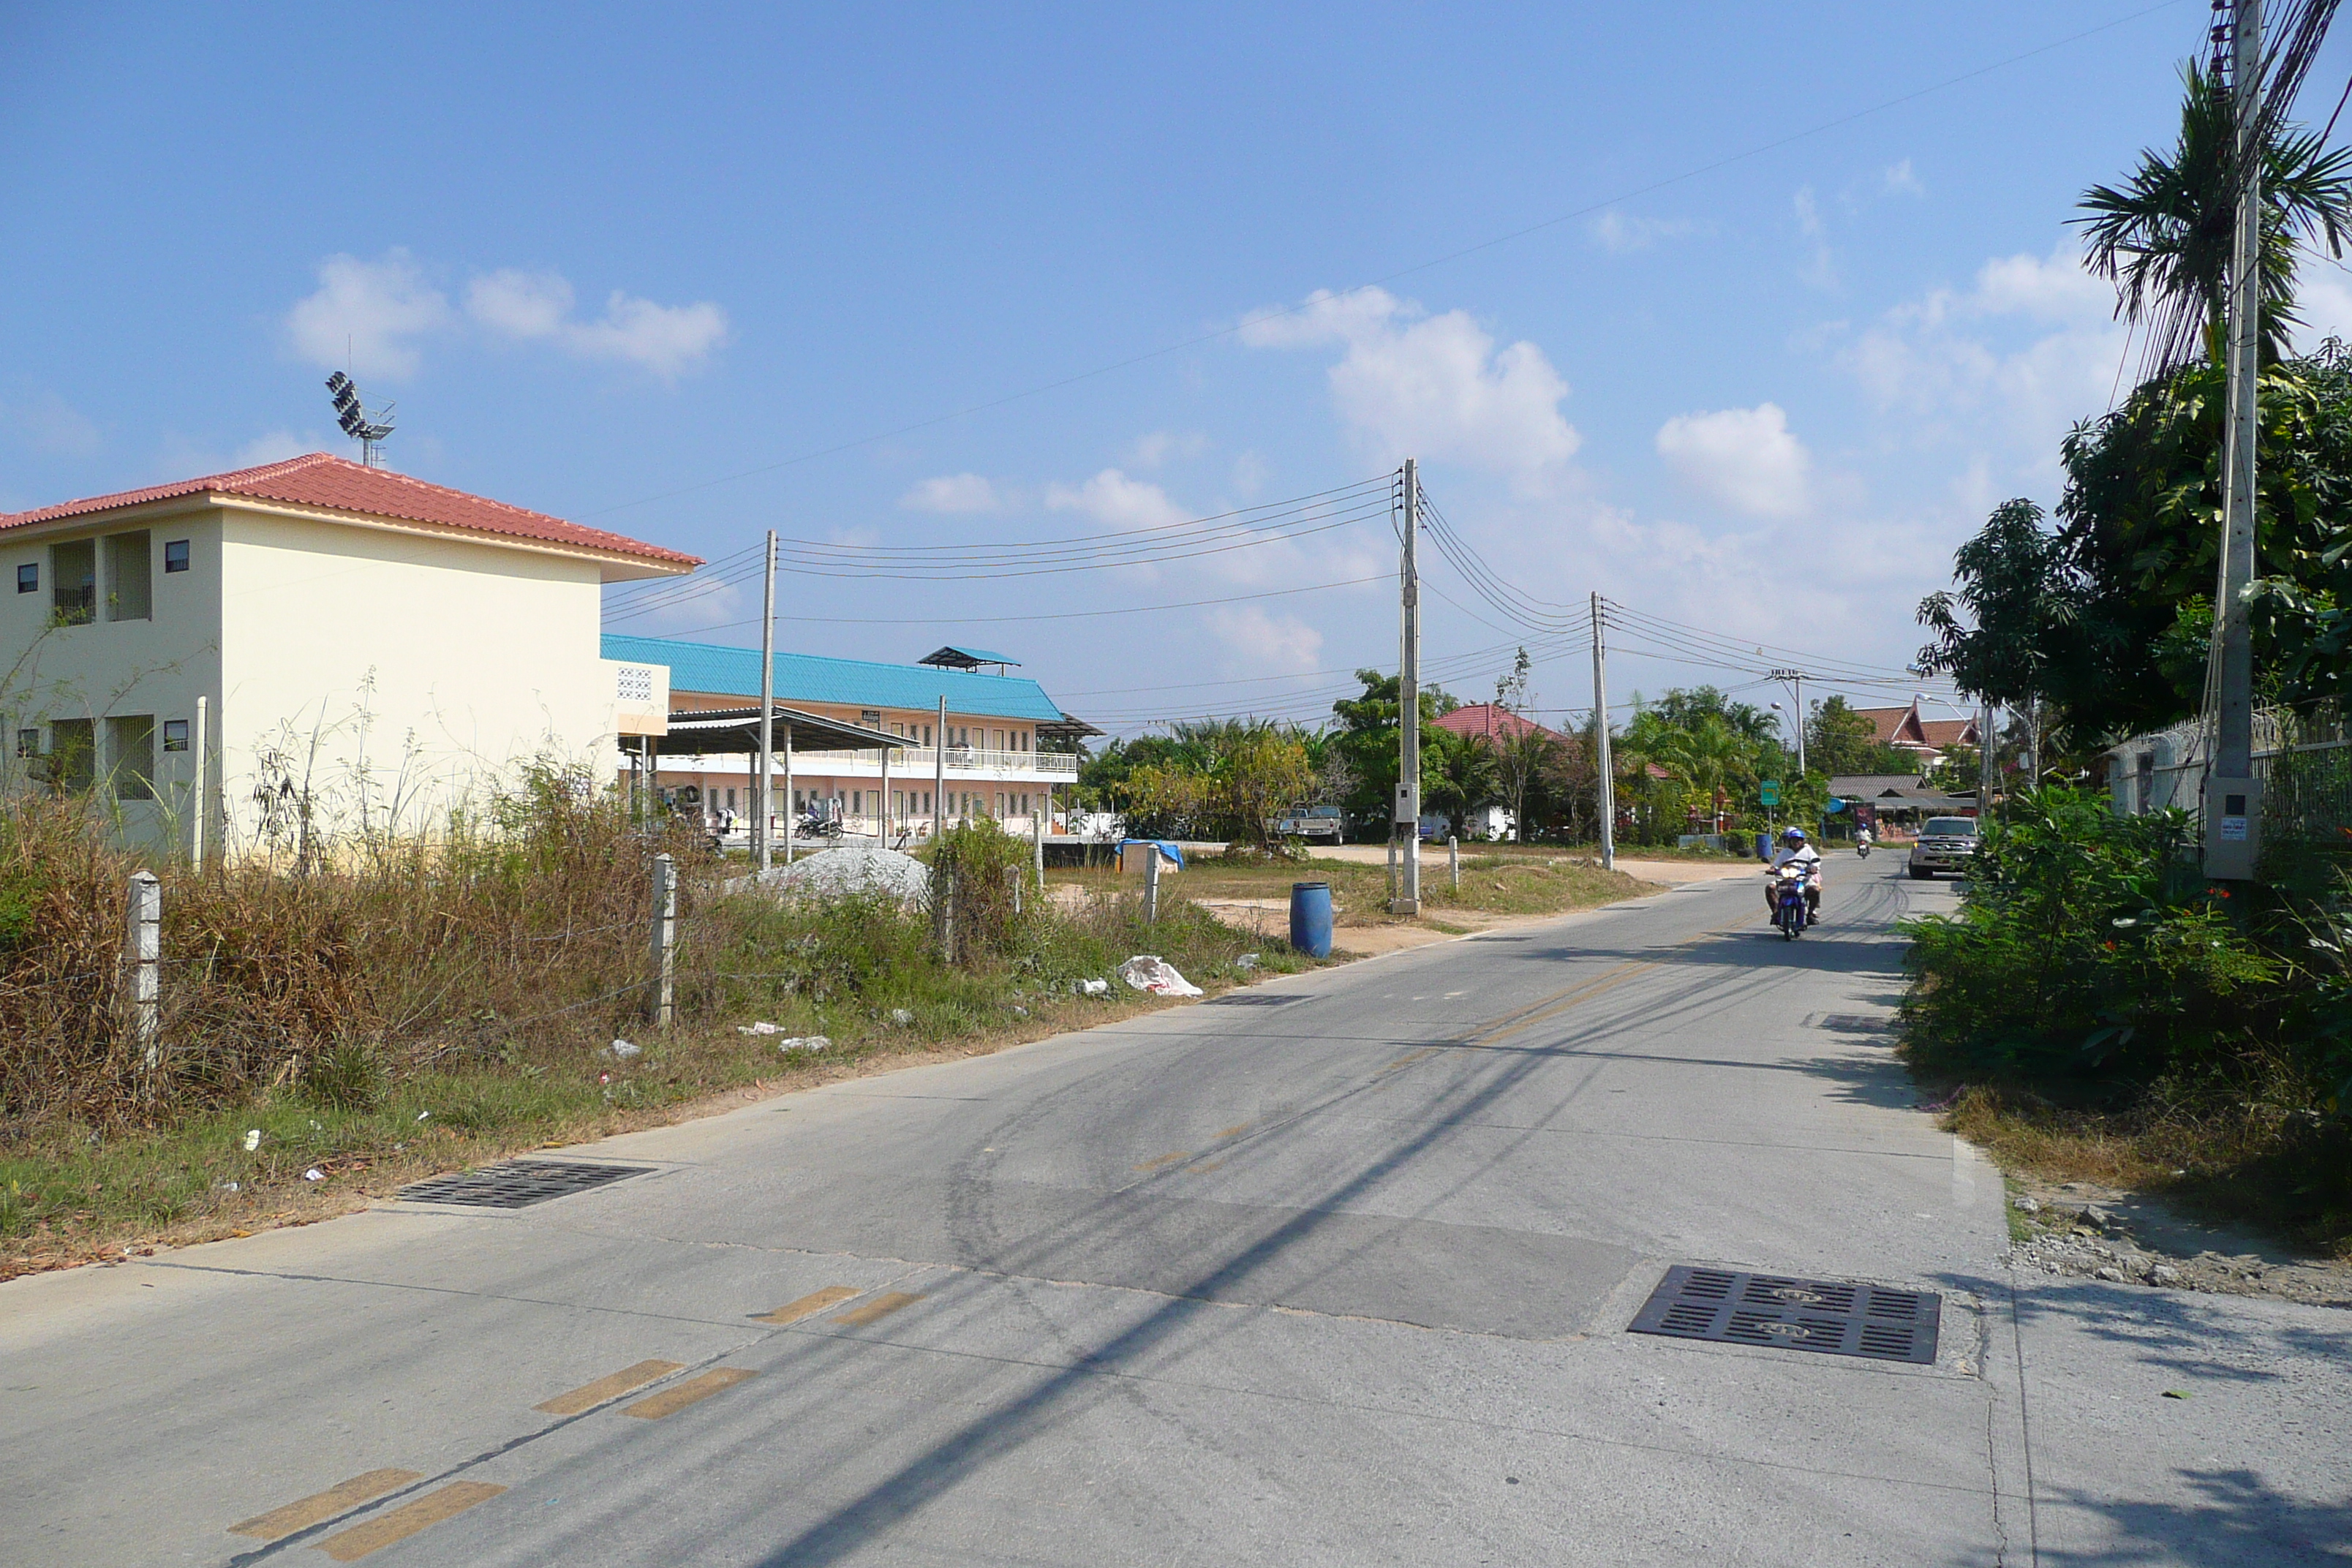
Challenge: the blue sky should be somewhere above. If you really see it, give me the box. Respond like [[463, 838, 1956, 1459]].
[[7, 2, 2346, 736]]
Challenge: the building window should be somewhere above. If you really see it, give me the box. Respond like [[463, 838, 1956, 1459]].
[[163, 539, 190, 573], [859, 709, 881, 728], [725, 787, 736, 811], [105, 532, 151, 622], [48, 717, 94, 791], [923, 725, 932, 745], [50, 540, 95, 625], [107, 715, 155, 799], [15, 563, 33, 594], [162, 719, 190, 753], [15, 728, 37, 758]]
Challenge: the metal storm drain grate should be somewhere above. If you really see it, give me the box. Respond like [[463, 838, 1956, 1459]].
[[1207, 994, 1308, 1006], [397, 1161, 649, 1209], [1629, 1266, 1940, 1364]]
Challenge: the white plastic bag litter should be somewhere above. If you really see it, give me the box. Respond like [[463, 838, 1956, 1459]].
[[738, 1021, 782, 1036], [776, 1035, 832, 1053], [1074, 978, 1110, 996], [1116, 955, 1202, 998], [604, 1039, 642, 1060], [888, 1009, 916, 1026]]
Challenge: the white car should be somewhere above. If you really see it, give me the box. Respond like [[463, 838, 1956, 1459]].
[[1907, 815, 1979, 879]]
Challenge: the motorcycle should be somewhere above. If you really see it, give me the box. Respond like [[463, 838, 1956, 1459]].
[[1856, 840, 1872, 859], [1770, 862, 1812, 941], [794, 813, 844, 843]]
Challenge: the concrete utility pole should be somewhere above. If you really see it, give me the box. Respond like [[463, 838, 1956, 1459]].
[[1592, 592, 1616, 872], [1768, 669, 1808, 777], [1392, 459, 1422, 915], [1978, 701, 1997, 816], [933, 696, 948, 844], [2209, 0, 2265, 877], [756, 529, 777, 873], [191, 696, 208, 871]]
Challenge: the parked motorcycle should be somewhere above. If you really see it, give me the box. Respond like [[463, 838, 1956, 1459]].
[[794, 814, 843, 842], [1771, 862, 1812, 941]]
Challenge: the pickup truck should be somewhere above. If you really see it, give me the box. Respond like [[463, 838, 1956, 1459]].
[[1273, 805, 1346, 841]]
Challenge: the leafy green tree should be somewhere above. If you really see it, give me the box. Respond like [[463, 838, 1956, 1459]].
[[1621, 709, 1760, 832], [1805, 696, 1925, 777], [2078, 61, 2352, 370], [1422, 726, 1503, 840], [1915, 498, 2086, 736], [1121, 721, 1315, 848], [1328, 671, 1460, 840]]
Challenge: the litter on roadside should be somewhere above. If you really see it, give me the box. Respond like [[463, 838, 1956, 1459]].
[[1117, 956, 1202, 998], [604, 1039, 642, 1060], [1234, 953, 1261, 970], [1074, 978, 1110, 996], [889, 1009, 916, 1026], [241, 1129, 261, 1152], [777, 1035, 832, 1052], [738, 1021, 783, 1036], [302, 1168, 324, 1182]]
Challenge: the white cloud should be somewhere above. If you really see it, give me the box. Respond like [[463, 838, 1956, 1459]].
[[1654, 403, 1813, 518], [1044, 467, 1189, 532], [1588, 211, 1700, 254], [235, 430, 310, 467], [1842, 243, 2125, 466], [1128, 430, 1208, 468], [1205, 605, 1323, 674], [466, 270, 728, 379], [3, 392, 101, 457], [2286, 255, 2352, 350], [285, 250, 453, 378], [900, 472, 1002, 513], [1240, 287, 1580, 491], [1883, 159, 1925, 197], [1793, 188, 1836, 290]]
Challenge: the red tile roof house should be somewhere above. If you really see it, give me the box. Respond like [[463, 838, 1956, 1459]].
[[1852, 698, 1980, 764], [1431, 703, 1575, 839], [0, 453, 696, 856]]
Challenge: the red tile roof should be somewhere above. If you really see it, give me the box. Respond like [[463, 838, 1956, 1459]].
[[0, 452, 699, 569], [1433, 702, 1563, 744]]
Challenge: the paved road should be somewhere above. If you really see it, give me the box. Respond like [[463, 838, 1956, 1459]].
[[4, 861, 2345, 1565]]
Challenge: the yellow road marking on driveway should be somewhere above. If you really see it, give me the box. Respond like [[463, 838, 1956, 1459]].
[[754, 1286, 862, 1324], [533, 1359, 682, 1416], [830, 1290, 924, 1327], [313, 1482, 505, 1561], [1213, 1123, 1252, 1140], [1131, 1150, 1189, 1172], [622, 1367, 757, 1420], [227, 1469, 422, 1540]]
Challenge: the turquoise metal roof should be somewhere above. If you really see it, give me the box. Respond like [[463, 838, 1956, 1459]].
[[603, 634, 1065, 722]]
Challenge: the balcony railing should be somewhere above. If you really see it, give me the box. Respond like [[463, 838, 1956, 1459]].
[[687, 745, 1077, 776]]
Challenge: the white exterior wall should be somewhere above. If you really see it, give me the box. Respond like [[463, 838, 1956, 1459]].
[[1, 496, 660, 856], [0, 505, 222, 849], [215, 504, 617, 848]]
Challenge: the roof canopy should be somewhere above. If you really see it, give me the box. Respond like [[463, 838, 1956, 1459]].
[[919, 645, 1022, 671], [606, 633, 1066, 722], [641, 705, 913, 758], [0, 453, 698, 582], [1038, 712, 1105, 742]]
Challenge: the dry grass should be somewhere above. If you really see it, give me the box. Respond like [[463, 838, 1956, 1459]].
[[1943, 1082, 2352, 1258], [1055, 851, 1651, 927]]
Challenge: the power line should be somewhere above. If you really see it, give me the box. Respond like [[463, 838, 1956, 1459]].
[[617, 572, 1391, 637]]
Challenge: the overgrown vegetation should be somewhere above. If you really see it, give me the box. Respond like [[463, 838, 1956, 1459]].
[[0, 780, 1311, 1270], [1899, 786, 2351, 1253]]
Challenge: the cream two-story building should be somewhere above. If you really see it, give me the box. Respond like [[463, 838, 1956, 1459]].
[[0, 453, 696, 856]]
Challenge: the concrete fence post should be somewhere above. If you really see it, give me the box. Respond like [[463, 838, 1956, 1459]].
[[1142, 847, 1161, 924], [124, 870, 162, 1083], [649, 853, 676, 1030], [1448, 836, 1460, 893], [937, 869, 956, 964]]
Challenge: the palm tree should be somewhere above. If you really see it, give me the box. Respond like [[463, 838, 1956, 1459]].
[[2078, 58, 2352, 371], [1625, 712, 1759, 833]]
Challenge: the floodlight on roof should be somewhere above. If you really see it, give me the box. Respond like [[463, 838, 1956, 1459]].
[[322, 372, 396, 468]]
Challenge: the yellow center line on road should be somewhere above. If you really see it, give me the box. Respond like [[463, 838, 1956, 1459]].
[[830, 1290, 926, 1327], [1131, 1150, 1190, 1172], [312, 1482, 506, 1561], [226, 1469, 423, 1541], [622, 1367, 758, 1420], [533, 1359, 684, 1416], [754, 1286, 863, 1325]]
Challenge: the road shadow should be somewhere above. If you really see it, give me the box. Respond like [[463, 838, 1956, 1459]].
[[2038, 1467, 2352, 1566]]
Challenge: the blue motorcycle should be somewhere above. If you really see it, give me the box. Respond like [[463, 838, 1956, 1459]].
[[1771, 862, 1811, 940]]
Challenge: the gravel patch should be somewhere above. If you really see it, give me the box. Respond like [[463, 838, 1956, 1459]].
[[724, 847, 931, 905]]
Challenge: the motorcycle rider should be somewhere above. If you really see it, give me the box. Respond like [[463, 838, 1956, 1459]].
[[1765, 826, 1823, 925], [1856, 823, 1874, 856]]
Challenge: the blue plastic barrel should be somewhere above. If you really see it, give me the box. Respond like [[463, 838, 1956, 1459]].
[[1289, 881, 1333, 958]]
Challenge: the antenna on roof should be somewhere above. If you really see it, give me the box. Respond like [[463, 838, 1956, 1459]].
[[324, 372, 396, 469]]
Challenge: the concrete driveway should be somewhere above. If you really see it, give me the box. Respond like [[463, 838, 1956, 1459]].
[[3, 862, 2342, 1565]]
